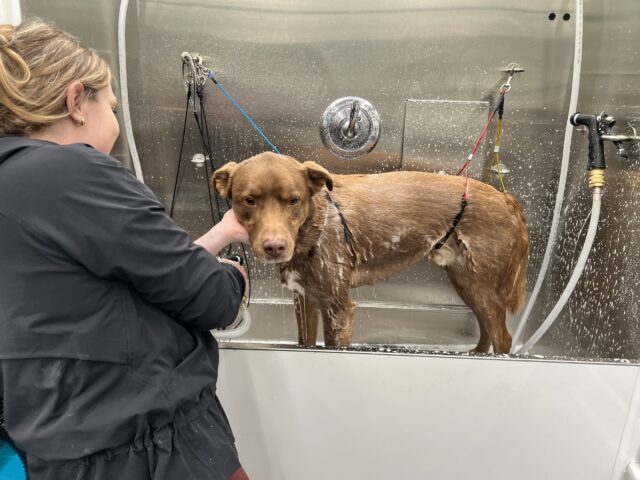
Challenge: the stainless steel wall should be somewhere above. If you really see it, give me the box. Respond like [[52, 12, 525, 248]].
[[19, 0, 639, 360], [531, 1, 640, 359]]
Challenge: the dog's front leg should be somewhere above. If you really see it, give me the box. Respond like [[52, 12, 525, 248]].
[[320, 298, 357, 347], [293, 294, 320, 347]]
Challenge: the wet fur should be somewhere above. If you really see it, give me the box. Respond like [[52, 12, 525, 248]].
[[213, 152, 529, 353]]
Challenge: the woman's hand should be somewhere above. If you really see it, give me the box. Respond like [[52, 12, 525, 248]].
[[194, 209, 249, 256], [218, 209, 250, 245]]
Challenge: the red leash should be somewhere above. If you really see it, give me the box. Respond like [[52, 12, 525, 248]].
[[455, 66, 521, 195], [456, 107, 499, 177], [455, 103, 501, 199]]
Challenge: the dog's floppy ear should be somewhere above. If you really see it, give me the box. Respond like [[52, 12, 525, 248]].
[[301, 161, 333, 194], [212, 162, 238, 199]]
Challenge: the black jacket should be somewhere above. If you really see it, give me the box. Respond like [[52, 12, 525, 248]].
[[0, 137, 244, 466]]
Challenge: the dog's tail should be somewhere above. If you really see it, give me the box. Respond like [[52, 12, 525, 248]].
[[503, 194, 529, 313]]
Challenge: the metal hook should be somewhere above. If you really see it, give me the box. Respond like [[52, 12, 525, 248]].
[[500, 63, 524, 95], [181, 52, 204, 112], [505, 63, 525, 76], [342, 100, 360, 139], [597, 113, 639, 158]]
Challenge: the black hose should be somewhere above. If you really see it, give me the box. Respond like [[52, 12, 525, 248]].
[[169, 86, 191, 218]]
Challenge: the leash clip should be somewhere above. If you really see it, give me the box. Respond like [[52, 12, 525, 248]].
[[499, 63, 524, 95], [181, 52, 208, 90], [499, 81, 512, 95]]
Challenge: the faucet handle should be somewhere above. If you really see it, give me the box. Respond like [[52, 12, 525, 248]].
[[342, 100, 361, 139], [320, 96, 381, 160]]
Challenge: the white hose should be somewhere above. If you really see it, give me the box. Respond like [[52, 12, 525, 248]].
[[628, 463, 640, 480], [213, 307, 252, 340], [2, 0, 21, 25], [513, 187, 601, 354], [117, 0, 144, 182], [510, 0, 584, 351]]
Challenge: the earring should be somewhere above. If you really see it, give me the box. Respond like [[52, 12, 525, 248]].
[[78, 118, 85, 126]]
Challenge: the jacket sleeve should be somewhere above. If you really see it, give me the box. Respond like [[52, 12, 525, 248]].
[[28, 144, 244, 331]]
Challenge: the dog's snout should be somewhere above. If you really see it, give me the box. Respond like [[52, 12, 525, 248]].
[[262, 238, 287, 259]]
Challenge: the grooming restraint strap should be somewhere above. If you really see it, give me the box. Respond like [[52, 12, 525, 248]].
[[325, 191, 356, 255], [432, 196, 468, 250]]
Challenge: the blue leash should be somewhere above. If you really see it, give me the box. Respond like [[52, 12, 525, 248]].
[[206, 71, 280, 154], [205, 70, 354, 255]]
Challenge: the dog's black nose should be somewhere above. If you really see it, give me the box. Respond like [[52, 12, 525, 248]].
[[263, 239, 286, 258]]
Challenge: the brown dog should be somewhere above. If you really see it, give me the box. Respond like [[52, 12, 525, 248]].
[[213, 152, 528, 353]]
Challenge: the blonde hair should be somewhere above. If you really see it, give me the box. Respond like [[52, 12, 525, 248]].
[[0, 18, 112, 135]]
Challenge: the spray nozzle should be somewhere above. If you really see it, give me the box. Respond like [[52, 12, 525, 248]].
[[570, 112, 607, 170]]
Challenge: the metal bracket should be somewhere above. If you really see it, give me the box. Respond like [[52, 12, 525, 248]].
[[601, 124, 640, 142], [599, 115, 640, 159], [500, 63, 524, 94], [503, 63, 525, 75], [181, 51, 208, 113]]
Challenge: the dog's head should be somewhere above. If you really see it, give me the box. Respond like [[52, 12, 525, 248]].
[[213, 152, 333, 263]]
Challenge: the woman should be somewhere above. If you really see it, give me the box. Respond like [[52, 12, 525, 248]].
[[0, 18, 251, 480]]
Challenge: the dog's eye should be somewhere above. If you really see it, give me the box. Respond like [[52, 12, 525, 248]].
[[244, 196, 256, 206], [288, 197, 300, 206]]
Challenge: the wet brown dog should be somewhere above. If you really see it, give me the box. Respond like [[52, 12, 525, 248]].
[[213, 152, 528, 353]]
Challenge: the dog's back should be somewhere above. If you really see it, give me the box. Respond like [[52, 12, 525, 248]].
[[328, 171, 528, 307]]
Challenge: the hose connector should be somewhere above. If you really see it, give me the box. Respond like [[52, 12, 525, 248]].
[[588, 168, 605, 189], [570, 112, 607, 170]]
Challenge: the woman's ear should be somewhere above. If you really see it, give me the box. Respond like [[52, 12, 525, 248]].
[[65, 81, 86, 125], [213, 162, 239, 198], [301, 161, 333, 194]]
